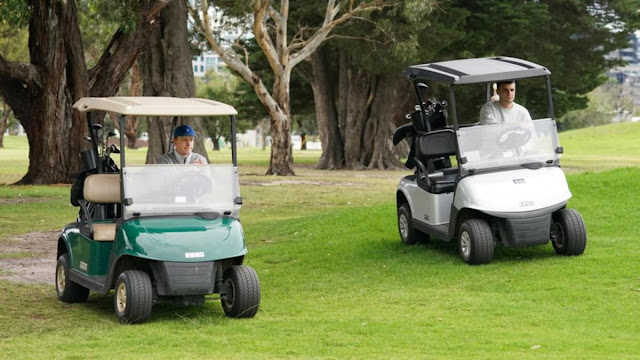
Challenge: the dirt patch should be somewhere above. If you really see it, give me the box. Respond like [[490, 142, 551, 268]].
[[0, 197, 49, 205], [0, 230, 59, 285]]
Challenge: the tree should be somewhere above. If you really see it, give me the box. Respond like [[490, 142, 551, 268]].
[[301, 1, 459, 169], [307, 0, 640, 169], [0, 0, 172, 184], [188, 0, 388, 175], [139, 0, 210, 164]]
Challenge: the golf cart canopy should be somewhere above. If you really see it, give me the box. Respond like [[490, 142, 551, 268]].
[[73, 97, 238, 116], [403, 56, 551, 85]]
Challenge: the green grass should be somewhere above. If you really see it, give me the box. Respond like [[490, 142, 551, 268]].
[[1, 124, 640, 358], [560, 121, 640, 171]]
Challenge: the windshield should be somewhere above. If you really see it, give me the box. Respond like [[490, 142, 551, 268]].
[[457, 118, 560, 173], [122, 164, 240, 218]]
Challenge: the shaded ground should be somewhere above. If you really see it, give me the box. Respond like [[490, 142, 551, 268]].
[[0, 230, 58, 285]]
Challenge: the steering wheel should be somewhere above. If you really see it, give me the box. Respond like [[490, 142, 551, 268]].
[[173, 170, 214, 201], [496, 125, 532, 150]]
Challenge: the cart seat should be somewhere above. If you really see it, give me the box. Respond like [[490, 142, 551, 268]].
[[83, 174, 120, 241], [83, 174, 120, 204], [415, 129, 457, 194]]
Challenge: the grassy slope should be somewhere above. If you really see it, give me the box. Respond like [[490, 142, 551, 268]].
[[1, 123, 639, 358], [559, 121, 640, 171]]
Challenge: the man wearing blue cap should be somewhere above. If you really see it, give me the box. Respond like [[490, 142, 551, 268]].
[[156, 125, 208, 164]]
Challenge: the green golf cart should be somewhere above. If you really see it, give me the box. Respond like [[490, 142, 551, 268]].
[[56, 97, 260, 323]]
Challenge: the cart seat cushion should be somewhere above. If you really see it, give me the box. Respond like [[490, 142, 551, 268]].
[[416, 129, 456, 159], [93, 223, 117, 241], [84, 174, 120, 203], [431, 173, 456, 194]]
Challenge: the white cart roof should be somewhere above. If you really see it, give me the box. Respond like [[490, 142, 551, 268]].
[[403, 56, 551, 85], [73, 97, 238, 116]]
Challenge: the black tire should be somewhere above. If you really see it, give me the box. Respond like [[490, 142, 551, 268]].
[[55, 254, 90, 303], [398, 203, 429, 245], [114, 270, 153, 324], [459, 219, 494, 265], [551, 208, 587, 256], [221, 265, 261, 318]]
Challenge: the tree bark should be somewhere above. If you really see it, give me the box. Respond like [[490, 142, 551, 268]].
[[309, 46, 344, 169], [140, 0, 207, 164], [0, 104, 9, 148], [0, 0, 171, 184], [125, 62, 141, 149], [309, 52, 413, 170]]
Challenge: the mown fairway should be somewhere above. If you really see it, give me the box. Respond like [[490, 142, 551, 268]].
[[1, 123, 639, 359]]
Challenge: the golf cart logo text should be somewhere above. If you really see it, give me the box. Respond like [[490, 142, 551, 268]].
[[513, 179, 525, 184], [185, 252, 205, 259]]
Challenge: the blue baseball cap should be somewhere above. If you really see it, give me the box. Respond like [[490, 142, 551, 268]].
[[173, 125, 197, 138]]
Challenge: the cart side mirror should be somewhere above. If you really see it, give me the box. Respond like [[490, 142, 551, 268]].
[[555, 147, 564, 154], [235, 197, 243, 205]]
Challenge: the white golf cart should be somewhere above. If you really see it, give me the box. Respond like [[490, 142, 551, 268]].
[[394, 57, 586, 264]]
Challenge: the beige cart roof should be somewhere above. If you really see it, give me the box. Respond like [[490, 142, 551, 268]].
[[73, 97, 238, 116]]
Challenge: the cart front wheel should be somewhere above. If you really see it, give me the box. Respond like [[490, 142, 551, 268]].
[[55, 254, 89, 303], [221, 265, 260, 318], [459, 219, 494, 265], [551, 208, 587, 256], [114, 270, 153, 324]]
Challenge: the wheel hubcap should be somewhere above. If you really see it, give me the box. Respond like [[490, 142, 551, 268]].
[[224, 279, 235, 308], [460, 231, 471, 258], [552, 223, 565, 248], [56, 265, 65, 293], [399, 214, 408, 239], [116, 282, 127, 313]]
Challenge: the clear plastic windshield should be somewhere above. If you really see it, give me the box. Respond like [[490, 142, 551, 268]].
[[122, 164, 240, 217], [457, 118, 560, 172]]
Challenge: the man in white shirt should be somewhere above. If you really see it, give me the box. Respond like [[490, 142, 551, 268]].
[[156, 125, 208, 164], [479, 80, 532, 125]]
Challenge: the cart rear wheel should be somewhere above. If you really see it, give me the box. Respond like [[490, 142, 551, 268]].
[[459, 219, 494, 265], [398, 203, 429, 245], [221, 265, 260, 318], [55, 254, 90, 303], [551, 208, 587, 256], [114, 270, 153, 324]]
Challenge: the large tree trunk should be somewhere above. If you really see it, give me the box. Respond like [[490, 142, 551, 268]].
[[267, 76, 295, 175], [360, 74, 410, 169], [0, 0, 170, 184], [309, 51, 412, 170], [5, 0, 78, 184], [309, 46, 344, 169], [140, 0, 207, 164]]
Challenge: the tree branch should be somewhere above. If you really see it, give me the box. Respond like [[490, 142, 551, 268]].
[[253, 0, 283, 77], [87, 0, 172, 96], [287, 0, 389, 71], [0, 56, 43, 90]]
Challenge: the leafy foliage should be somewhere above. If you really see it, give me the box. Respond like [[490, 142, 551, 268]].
[[0, 0, 30, 27]]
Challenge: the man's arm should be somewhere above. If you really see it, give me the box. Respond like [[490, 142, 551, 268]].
[[479, 102, 499, 125]]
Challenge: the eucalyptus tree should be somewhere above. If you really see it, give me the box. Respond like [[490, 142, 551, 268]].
[[188, 0, 389, 175]]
